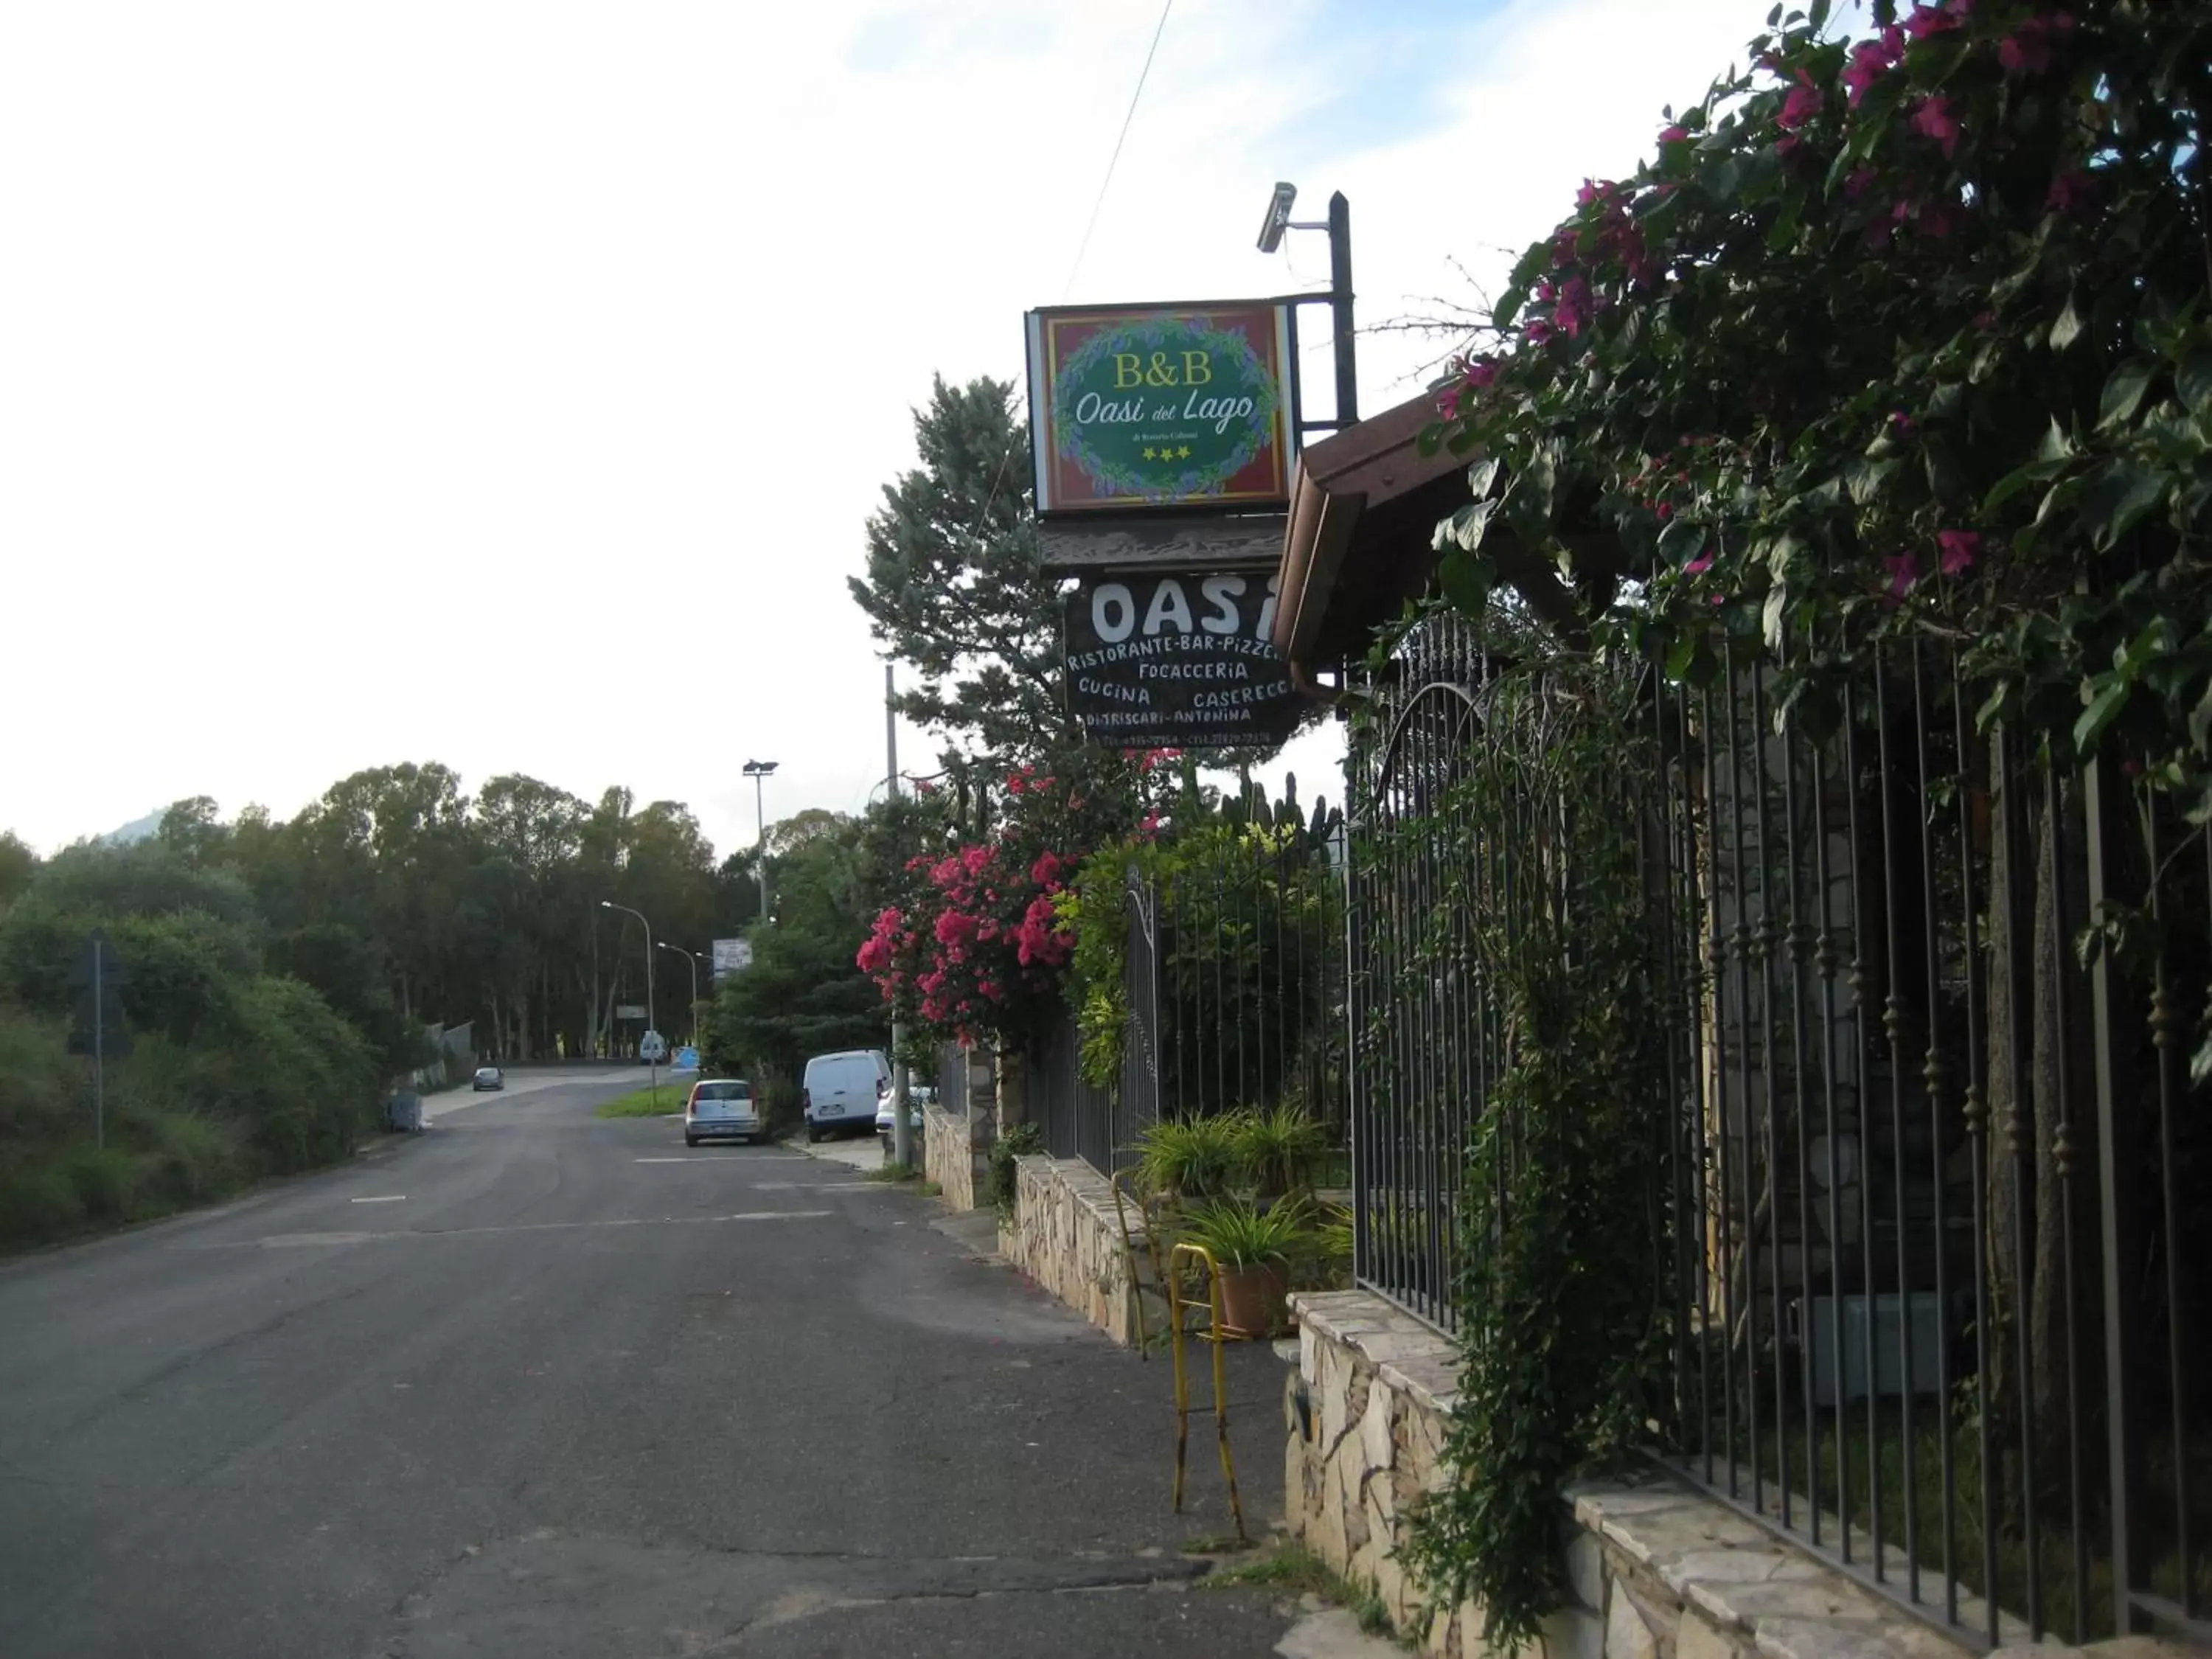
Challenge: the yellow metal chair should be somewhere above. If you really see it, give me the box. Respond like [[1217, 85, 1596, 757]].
[[1166, 1240, 1247, 1542]]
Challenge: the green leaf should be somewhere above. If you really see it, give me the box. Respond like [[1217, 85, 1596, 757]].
[[2098, 358, 2157, 432], [2076, 467, 2169, 552], [1983, 456, 2065, 515], [2073, 678, 2129, 756], [1846, 454, 1899, 505], [2190, 681, 2212, 755], [1466, 455, 1503, 501], [1416, 421, 1446, 459], [1438, 548, 1495, 618], [2050, 298, 2084, 352], [2037, 416, 2076, 465], [2177, 347, 2212, 418], [1761, 583, 1790, 652]]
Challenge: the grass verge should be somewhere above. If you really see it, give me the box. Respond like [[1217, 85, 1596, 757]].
[[1203, 1541, 1401, 1640], [864, 1161, 919, 1183], [593, 1085, 686, 1119]]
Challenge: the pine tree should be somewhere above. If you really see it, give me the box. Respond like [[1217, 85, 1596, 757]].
[[848, 375, 1074, 760]]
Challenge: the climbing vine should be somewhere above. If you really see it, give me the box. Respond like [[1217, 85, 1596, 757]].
[[1382, 620, 1674, 1652]]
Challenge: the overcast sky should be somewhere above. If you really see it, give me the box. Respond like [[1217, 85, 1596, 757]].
[[1, 0, 1787, 860]]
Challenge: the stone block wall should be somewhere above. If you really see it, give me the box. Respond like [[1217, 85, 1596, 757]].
[[1286, 1289, 1986, 1659], [995, 1154, 1157, 1347], [922, 1102, 986, 1212]]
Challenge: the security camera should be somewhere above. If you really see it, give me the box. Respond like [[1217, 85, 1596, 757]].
[[1256, 181, 1298, 253]]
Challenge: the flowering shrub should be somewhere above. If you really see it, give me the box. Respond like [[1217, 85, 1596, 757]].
[[1425, 0, 2212, 810], [855, 750, 1180, 1048]]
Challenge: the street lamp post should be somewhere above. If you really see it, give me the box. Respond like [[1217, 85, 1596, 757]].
[[657, 942, 700, 1048], [1255, 181, 1357, 434], [599, 900, 654, 1052], [742, 759, 779, 925]]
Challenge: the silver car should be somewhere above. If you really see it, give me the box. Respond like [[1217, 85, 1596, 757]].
[[684, 1078, 765, 1147]]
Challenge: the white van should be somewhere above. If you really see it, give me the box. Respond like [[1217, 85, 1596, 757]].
[[801, 1049, 890, 1144]]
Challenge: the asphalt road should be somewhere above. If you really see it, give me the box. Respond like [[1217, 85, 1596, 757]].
[[0, 1070, 1301, 1658]]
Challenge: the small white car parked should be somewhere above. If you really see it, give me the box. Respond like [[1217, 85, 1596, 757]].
[[684, 1078, 765, 1147], [801, 1049, 889, 1144]]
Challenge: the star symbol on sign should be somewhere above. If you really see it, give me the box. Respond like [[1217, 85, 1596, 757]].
[[1141, 446, 1157, 461], [1177, 445, 1192, 459]]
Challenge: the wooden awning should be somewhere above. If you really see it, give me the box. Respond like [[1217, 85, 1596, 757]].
[[1271, 390, 1599, 667], [1271, 392, 1470, 669]]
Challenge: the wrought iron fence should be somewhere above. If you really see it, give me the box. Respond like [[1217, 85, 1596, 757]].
[[1029, 790, 1348, 1172], [1346, 610, 2208, 1646]]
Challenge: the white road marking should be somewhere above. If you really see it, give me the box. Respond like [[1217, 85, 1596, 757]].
[[350, 1195, 406, 1203], [633, 1158, 689, 1164]]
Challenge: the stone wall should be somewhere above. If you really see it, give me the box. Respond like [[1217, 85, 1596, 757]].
[[922, 1102, 986, 1212], [995, 1154, 1157, 1348], [1286, 1289, 1991, 1659]]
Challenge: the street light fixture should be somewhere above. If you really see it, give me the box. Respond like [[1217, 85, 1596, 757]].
[[742, 759, 779, 925], [599, 900, 654, 1051], [1254, 179, 1357, 429], [657, 941, 700, 1048]]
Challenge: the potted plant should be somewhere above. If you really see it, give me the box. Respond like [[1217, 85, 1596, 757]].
[[1132, 1115, 1240, 1204], [1180, 1196, 1311, 1338], [1230, 1103, 1329, 1206]]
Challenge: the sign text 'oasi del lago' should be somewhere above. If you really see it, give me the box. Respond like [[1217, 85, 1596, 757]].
[[1026, 302, 1297, 515], [1064, 571, 1301, 750]]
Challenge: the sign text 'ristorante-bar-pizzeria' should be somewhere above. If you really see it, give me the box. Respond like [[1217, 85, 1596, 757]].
[[1025, 302, 1297, 515], [1064, 571, 1301, 751]]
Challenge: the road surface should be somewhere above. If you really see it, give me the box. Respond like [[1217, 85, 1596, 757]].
[[0, 1069, 1302, 1658]]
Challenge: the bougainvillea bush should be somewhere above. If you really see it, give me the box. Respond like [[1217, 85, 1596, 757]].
[[1425, 0, 2211, 806], [855, 749, 1179, 1049]]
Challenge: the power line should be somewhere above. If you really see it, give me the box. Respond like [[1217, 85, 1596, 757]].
[[1060, 0, 1175, 302]]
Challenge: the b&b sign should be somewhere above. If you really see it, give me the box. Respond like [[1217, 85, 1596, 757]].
[[1064, 571, 1301, 751], [1026, 302, 1297, 515]]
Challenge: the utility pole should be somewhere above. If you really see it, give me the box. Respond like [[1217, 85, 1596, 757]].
[[658, 941, 700, 1047], [886, 662, 916, 1171]]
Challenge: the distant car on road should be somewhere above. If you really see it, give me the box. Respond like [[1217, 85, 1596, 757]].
[[472, 1066, 504, 1091], [801, 1049, 889, 1144], [684, 1078, 765, 1147]]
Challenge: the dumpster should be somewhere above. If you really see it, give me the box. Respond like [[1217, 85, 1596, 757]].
[[386, 1091, 425, 1133]]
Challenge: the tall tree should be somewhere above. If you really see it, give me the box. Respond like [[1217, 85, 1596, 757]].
[[848, 375, 1073, 759]]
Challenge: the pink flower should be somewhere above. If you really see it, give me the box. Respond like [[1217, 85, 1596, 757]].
[[1904, 1, 1969, 42], [1845, 165, 1878, 201], [1843, 38, 1899, 105], [1653, 501, 1674, 520], [1684, 550, 1714, 575], [1888, 409, 1916, 434], [1937, 530, 1981, 576], [1658, 124, 1688, 145], [1029, 850, 1067, 888], [2047, 168, 2092, 215], [934, 910, 980, 948], [1910, 96, 1963, 159], [1778, 73, 1823, 132], [1551, 227, 1579, 268], [1999, 12, 2070, 74], [1464, 358, 1498, 390], [1437, 386, 1461, 421], [1526, 319, 1554, 346], [1884, 553, 1919, 601], [1554, 274, 1593, 339], [1534, 279, 1555, 303], [1918, 198, 1960, 238]]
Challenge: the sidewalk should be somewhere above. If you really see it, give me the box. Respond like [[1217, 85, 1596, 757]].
[[787, 1135, 1399, 1658]]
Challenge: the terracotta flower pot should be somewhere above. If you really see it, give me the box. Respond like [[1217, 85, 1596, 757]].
[[1214, 1260, 1289, 1338]]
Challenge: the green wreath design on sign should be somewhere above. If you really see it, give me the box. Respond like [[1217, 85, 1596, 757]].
[[1052, 316, 1282, 502]]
